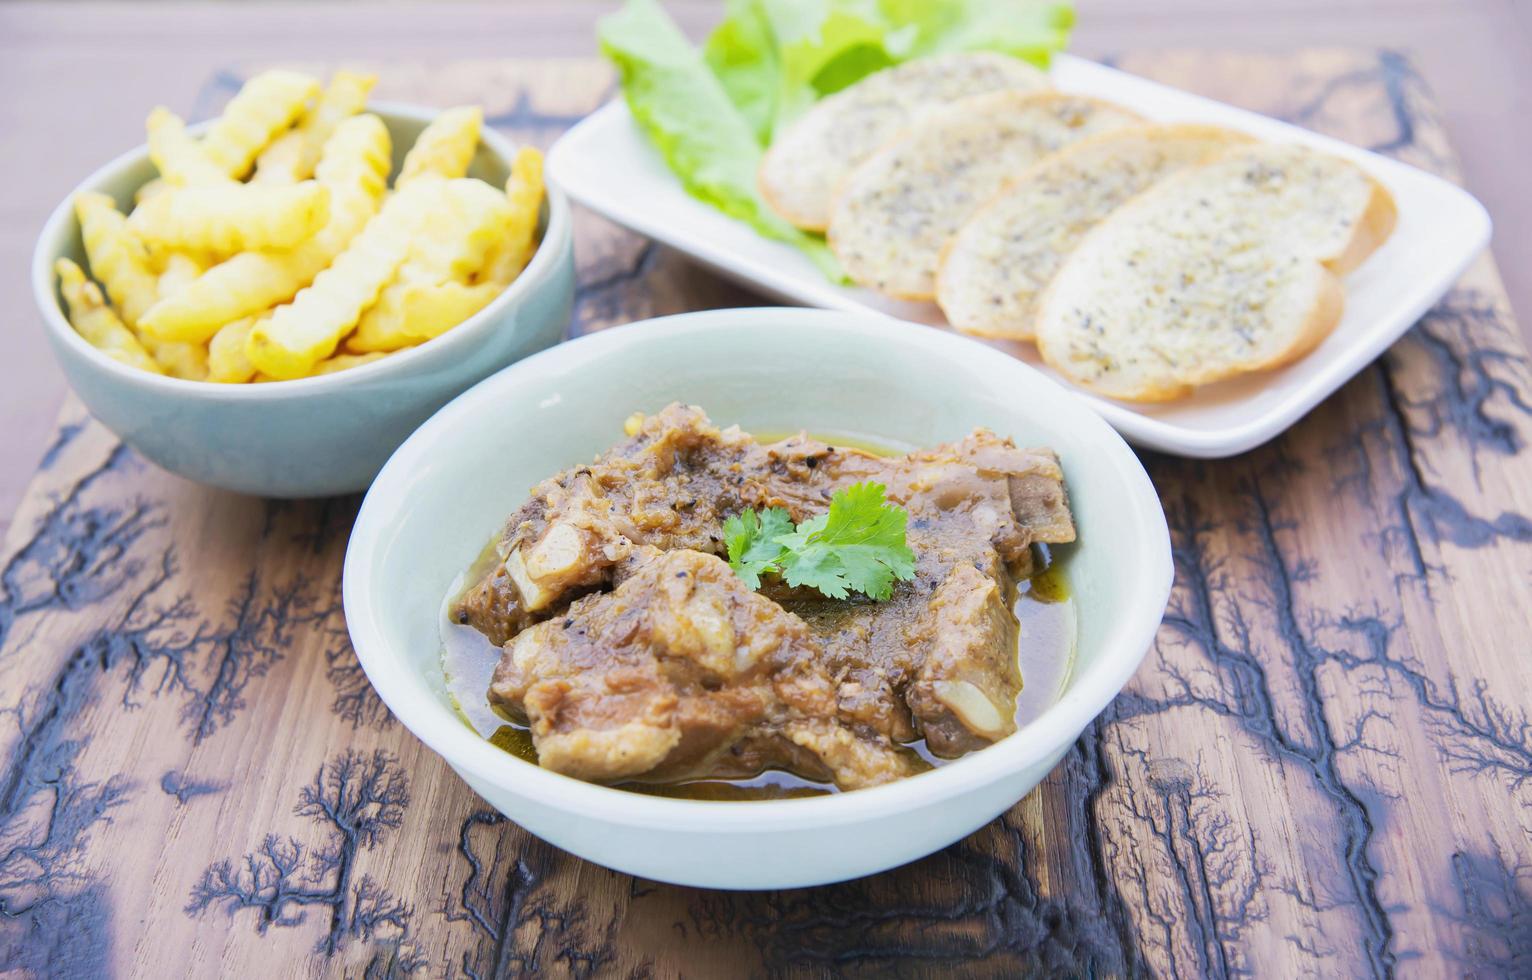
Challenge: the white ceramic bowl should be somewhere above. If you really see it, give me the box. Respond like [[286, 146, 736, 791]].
[[31, 102, 576, 497], [343, 308, 1172, 889]]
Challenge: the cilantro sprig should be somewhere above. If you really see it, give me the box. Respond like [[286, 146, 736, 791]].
[[722, 482, 916, 601]]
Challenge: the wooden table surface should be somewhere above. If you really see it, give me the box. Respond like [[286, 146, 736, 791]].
[[3, 40, 1531, 976], [2, 1, 1532, 536]]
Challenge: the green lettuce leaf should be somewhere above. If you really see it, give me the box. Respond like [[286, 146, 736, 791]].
[[598, 0, 840, 276], [702, 0, 780, 144], [734, 1, 892, 138], [599, 0, 1074, 275], [882, 0, 1076, 67], [706, 0, 1075, 140]]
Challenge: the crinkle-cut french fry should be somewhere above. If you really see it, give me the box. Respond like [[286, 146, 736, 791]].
[[248, 132, 304, 188], [246, 181, 439, 379], [346, 179, 511, 353], [401, 280, 500, 339], [143, 335, 209, 381], [201, 69, 321, 178], [254, 70, 377, 184], [139, 115, 391, 342], [75, 192, 160, 327], [314, 113, 392, 198], [396, 106, 483, 187], [142, 240, 215, 277], [349, 279, 501, 352], [313, 350, 391, 375], [55, 258, 162, 373], [135, 178, 172, 207], [156, 251, 206, 298], [344, 284, 417, 353], [141, 254, 212, 379], [146, 107, 228, 186], [207, 316, 260, 383], [130, 181, 330, 253], [480, 146, 545, 285], [406, 178, 514, 280]]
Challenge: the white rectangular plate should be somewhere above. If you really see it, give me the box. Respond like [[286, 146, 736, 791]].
[[547, 54, 1492, 457]]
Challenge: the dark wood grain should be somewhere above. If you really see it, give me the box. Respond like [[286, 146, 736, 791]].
[[1, 52, 1528, 977]]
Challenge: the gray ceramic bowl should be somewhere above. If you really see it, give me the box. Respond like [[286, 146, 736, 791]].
[[30, 102, 575, 498]]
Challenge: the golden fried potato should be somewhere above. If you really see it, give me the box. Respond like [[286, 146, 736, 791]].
[[408, 178, 515, 279], [246, 179, 440, 379], [55, 258, 162, 373], [344, 283, 421, 353], [396, 106, 482, 187], [314, 112, 393, 200], [254, 70, 377, 184], [207, 316, 260, 383], [131, 181, 330, 253], [143, 336, 209, 381], [480, 146, 545, 285], [146, 107, 228, 186], [139, 114, 391, 342], [75, 192, 159, 327], [202, 69, 321, 178], [138, 252, 212, 378], [347, 178, 512, 352], [155, 251, 205, 297], [349, 279, 500, 352], [313, 350, 391, 375], [134, 178, 173, 207], [72, 77, 512, 386]]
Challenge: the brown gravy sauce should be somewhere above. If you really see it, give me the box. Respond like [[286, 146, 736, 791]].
[[439, 431, 1077, 801]]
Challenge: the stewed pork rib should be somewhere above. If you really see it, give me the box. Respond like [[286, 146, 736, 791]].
[[457, 404, 1075, 789], [489, 549, 920, 788]]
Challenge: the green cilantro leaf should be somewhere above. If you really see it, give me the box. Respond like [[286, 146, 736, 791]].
[[723, 483, 916, 600], [775, 482, 916, 600], [723, 505, 794, 588]]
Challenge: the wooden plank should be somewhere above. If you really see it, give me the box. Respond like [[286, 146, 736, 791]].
[[2, 51, 1530, 977]]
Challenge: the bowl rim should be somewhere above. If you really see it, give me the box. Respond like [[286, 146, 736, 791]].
[[30, 100, 573, 399], [343, 307, 1174, 833]]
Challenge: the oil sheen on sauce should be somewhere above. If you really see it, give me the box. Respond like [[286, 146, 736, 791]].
[[438, 431, 1077, 801]]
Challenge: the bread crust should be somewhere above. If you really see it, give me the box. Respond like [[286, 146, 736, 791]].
[[757, 163, 829, 233], [1037, 259, 1347, 404], [828, 91, 1142, 301], [757, 53, 1049, 233], [936, 123, 1254, 340], [1324, 177, 1398, 275], [1034, 144, 1390, 402]]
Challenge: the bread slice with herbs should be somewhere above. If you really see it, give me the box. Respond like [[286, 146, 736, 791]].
[[1034, 143, 1398, 402], [828, 91, 1143, 300], [758, 52, 1050, 233], [937, 123, 1254, 340]]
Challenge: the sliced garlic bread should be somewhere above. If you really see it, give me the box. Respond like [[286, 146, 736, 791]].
[[828, 91, 1142, 300], [937, 124, 1254, 340], [1035, 143, 1398, 402], [759, 53, 1050, 232]]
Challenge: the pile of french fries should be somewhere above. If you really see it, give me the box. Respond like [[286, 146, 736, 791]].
[[57, 69, 545, 383]]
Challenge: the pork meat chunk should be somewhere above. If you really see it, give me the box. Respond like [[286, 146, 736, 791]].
[[456, 404, 756, 644], [776, 432, 1071, 754], [488, 549, 917, 789], [905, 562, 1023, 755]]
